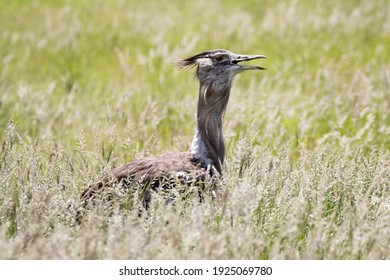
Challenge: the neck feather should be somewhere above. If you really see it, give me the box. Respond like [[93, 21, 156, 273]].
[[189, 81, 232, 175]]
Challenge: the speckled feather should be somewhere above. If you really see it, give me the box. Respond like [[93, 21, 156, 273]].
[[81, 152, 210, 202]]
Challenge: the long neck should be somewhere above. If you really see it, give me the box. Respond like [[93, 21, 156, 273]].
[[189, 81, 232, 175]]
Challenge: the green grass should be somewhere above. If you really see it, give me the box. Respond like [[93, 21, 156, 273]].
[[0, 0, 389, 259]]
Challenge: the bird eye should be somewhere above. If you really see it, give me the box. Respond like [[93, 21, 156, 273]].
[[214, 54, 224, 62]]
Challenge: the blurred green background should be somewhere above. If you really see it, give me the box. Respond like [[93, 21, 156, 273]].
[[0, 0, 389, 160]]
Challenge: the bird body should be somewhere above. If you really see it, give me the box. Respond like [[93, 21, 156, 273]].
[[81, 49, 266, 205], [82, 152, 209, 204]]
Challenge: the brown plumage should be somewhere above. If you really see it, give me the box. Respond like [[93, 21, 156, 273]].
[[81, 152, 209, 207], [81, 49, 266, 209]]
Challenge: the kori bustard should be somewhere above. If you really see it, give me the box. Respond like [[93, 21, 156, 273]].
[[82, 49, 266, 205]]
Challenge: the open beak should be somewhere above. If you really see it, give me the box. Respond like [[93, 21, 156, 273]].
[[232, 54, 267, 70]]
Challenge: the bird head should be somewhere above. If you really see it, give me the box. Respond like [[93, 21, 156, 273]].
[[178, 49, 266, 82]]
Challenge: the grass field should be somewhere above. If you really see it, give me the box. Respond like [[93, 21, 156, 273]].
[[0, 0, 389, 259]]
